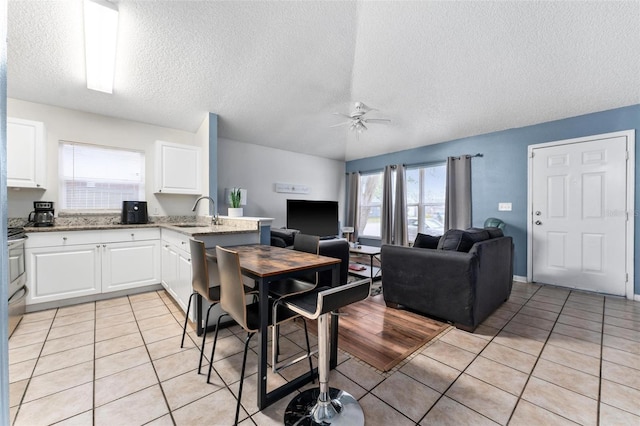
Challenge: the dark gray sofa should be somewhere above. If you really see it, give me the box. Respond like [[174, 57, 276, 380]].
[[381, 229, 513, 331]]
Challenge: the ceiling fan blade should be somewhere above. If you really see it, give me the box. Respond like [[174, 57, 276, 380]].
[[329, 121, 352, 128], [333, 112, 352, 119], [363, 118, 391, 123]]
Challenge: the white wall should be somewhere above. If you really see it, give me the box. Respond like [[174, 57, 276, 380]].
[[7, 98, 206, 219], [217, 138, 346, 228]]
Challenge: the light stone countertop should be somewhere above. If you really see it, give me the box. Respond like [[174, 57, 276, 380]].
[[23, 217, 264, 237]]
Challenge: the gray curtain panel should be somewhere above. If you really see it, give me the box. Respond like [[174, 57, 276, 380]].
[[393, 164, 408, 245], [346, 172, 359, 242], [445, 156, 472, 230], [381, 165, 394, 244]]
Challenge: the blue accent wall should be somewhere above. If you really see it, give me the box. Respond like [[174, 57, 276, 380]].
[[208, 113, 218, 215], [347, 105, 640, 294]]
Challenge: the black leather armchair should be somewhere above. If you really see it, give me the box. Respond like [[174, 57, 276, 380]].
[[381, 234, 513, 331]]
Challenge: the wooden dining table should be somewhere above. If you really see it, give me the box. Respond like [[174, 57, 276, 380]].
[[205, 244, 341, 410]]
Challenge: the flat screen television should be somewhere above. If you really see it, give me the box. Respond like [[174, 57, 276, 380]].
[[286, 199, 339, 238]]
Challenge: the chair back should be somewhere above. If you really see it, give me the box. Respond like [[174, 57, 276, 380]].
[[319, 278, 370, 315], [215, 246, 249, 331], [293, 233, 320, 283], [189, 239, 210, 298]]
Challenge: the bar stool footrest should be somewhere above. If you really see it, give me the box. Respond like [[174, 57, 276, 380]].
[[284, 387, 364, 426]]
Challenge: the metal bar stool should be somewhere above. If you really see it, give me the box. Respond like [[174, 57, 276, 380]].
[[282, 278, 371, 426], [212, 246, 315, 425], [181, 239, 257, 374], [268, 234, 319, 373]]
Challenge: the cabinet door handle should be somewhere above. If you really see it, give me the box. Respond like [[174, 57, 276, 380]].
[[63, 237, 67, 241], [103, 244, 107, 247], [96, 245, 100, 248], [131, 233, 135, 237]]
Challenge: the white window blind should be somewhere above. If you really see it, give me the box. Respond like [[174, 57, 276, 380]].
[[406, 164, 446, 240], [358, 172, 384, 238], [59, 141, 145, 210]]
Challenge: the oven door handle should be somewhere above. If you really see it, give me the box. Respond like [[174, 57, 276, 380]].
[[9, 285, 28, 304], [8, 237, 28, 245]]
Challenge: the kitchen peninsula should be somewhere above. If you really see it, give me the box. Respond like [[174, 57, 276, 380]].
[[22, 216, 273, 334]]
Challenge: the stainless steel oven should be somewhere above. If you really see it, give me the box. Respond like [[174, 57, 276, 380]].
[[8, 228, 27, 337]]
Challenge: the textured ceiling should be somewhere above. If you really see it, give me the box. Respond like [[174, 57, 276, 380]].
[[7, 1, 640, 161]]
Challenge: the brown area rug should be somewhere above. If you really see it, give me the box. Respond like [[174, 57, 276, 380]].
[[306, 294, 449, 372]]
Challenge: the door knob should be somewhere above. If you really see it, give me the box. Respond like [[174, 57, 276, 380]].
[[535, 220, 542, 225]]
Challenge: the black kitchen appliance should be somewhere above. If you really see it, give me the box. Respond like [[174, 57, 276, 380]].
[[121, 201, 148, 224], [28, 201, 55, 227]]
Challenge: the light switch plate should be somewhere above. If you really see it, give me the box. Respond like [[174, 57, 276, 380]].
[[498, 202, 512, 211]]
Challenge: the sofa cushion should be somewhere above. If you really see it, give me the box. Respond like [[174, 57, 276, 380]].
[[484, 227, 504, 238], [437, 229, 475, 252], [413, 233, 441, 249], [464, 228, 492, 243], [437, 228, 493, 252]]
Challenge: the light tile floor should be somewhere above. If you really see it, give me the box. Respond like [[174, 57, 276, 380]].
[[8, 282, 640, 425]]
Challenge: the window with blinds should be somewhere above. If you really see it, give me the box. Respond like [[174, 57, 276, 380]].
[[406, 164, 446, 240], [59, 141, 145, 211]]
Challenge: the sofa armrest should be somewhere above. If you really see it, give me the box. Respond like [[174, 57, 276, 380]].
[[381, 244, 478, 326], [468, 236, 514, 325]]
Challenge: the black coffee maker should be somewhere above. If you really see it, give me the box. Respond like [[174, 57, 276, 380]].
[[28, 201, 55, 227]]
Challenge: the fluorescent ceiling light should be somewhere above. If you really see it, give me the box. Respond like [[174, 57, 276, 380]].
[[83, 0, 119, 93]]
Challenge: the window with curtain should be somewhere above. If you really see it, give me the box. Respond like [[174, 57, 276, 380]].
[[406, 164, 446, 240], [358, 171, 384, 238], [59, 141, 145, 211]]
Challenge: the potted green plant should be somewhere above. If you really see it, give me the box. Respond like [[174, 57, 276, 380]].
[[228, 188, 244, 217]]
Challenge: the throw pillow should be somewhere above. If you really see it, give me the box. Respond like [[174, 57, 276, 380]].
[[464, 228, 491, 243], [437, 229, 475, 252], [413, 233, 441, 249]]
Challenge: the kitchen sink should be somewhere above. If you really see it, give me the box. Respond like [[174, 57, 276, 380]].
[[175, 224, 201, 228]]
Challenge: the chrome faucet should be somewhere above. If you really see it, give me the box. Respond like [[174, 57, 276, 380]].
[[191, 196, 219, 225]]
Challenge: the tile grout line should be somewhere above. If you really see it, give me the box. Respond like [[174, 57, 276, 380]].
[[134, 291, 178, 425], [505, 288, 578, 425], [11, 307, 59, 426]]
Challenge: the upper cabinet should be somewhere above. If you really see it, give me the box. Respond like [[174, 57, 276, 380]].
[[154, 140, 202, 195], [7, 117, 47, 189]]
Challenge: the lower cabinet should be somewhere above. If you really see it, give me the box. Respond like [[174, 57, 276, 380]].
[[102, 240, 161, 293], [161, 230, 193, 316], [27, 243, 102, 303], [26, 229, 161, 305]]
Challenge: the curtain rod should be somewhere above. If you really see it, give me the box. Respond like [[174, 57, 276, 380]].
[[451, 153, 483, 160], [347, 153, 483, 174]]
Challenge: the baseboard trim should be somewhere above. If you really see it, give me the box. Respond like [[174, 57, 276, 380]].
[[25, 284, 164, 313], [513, 275, 528, 283]]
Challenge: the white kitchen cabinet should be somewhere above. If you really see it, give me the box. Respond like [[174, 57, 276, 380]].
[[7, 117, 47, 189], [160, 229, 192, 315], [27, 243, 101, 303], [155, 140, 202, 194], [102, 240, 161, 293], [26, 228, 161, 305]]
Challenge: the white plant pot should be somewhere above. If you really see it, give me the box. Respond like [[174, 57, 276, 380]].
[[228, 207, 243, 217]]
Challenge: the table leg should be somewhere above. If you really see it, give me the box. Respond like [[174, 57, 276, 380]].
[[330, 263, 339, 369], [257, 277, 268, 410]]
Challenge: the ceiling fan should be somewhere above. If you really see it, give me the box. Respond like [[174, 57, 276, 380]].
[[331, 102, 390, 138]]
